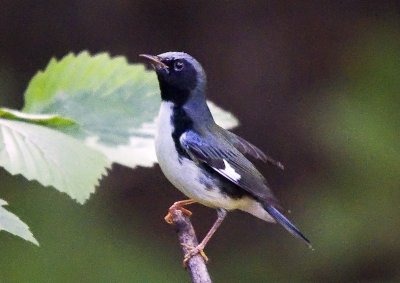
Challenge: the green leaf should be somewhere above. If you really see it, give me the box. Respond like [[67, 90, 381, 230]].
[[23, 51, 238, 168], [0, 119, 110, 203], [0, 107, 76, 128], [0, 199, 39, 246]]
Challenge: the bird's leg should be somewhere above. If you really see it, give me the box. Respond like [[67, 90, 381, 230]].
[[183, 208, 227, 265], [164, 199, 197, 224]]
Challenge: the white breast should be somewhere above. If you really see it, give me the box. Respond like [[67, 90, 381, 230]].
[[155, 102, 234, 208], [155, 102, 201, 197]]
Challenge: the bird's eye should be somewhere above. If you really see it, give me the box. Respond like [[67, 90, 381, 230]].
[[174, 61, 184, 71]]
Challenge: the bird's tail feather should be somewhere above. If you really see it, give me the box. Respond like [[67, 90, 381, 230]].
[[263, 204, 312, 249]]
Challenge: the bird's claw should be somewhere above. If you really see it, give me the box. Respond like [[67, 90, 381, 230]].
[[181, 243, 209, 266], [164, 213, 174, 224], [164, 204, 193, 224]]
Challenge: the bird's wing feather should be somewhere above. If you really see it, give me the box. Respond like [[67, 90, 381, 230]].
[[180, 130, 279, 205], [220, 128, 284, 170]]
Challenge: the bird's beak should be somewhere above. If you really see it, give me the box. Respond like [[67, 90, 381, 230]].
[[139, 54, 168, 70]]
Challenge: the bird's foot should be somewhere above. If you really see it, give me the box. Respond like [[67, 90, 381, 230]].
[[164, 207, 192, 224], [181, 243, 209, 266], [164, 199, 196, 224]]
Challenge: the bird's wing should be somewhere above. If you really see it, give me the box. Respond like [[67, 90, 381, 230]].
[[179, 130, 279, 205], [220, 127, 284, 170]]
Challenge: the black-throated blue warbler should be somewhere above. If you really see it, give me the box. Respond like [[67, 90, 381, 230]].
[[140, 52, 311, 263]]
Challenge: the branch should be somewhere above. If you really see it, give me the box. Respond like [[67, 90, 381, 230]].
[[171, 209, 212, 283]]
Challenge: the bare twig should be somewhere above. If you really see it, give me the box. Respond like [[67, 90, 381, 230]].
[[170, 209, 212, 283]]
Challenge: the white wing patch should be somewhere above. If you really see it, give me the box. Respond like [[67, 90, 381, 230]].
[[220, 159, 241, 181]]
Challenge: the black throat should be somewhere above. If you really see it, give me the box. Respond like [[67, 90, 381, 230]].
[[159, 79, 191, 107], [159, 77, 195, 160], [170, 104, 193, 160]]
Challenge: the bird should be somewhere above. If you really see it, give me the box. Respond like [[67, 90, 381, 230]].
[[139, 51, 311, 263]]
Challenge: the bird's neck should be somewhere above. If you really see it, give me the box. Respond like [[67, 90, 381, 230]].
[[158, 83, 214, 160], [159, 81, 214, 127], [183, 88, 214, 126], [159, 81, 190, 106]]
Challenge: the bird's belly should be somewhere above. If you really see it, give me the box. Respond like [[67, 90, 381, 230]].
[[155, 103, 245, 210], [156, 136, 238, 209]]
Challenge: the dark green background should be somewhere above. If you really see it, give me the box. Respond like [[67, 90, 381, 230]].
[[1, 1, 399, 282]]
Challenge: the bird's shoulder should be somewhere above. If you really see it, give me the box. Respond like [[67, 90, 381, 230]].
[[179, 126, 279, 205]]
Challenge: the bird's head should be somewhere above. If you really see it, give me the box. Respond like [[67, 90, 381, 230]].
[[140, 52, 207, 106]]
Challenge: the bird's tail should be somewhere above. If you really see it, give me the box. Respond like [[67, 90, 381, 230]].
[[263, 204, 312, 249]]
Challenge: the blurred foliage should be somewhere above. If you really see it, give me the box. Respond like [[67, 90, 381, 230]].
[[0, 199, 38, 246], [23, 51, 161, 168], [0, 117, 110, 206], [0, 108, 76, 127]]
